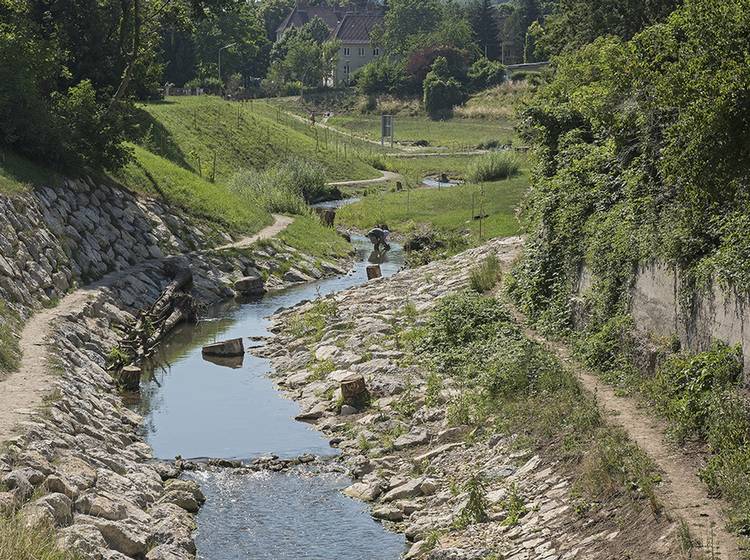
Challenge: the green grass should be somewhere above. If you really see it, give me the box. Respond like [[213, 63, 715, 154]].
[[0, 514, 79, 560], [0, 301, 21, 378], [328, 114, 515, 149], [135, 96, 378, 183], [466, 151, 521, 183], [337, 171, 528, 241], [114, 145, 272, 235], [278, 215, 352, 261], [0, 151, 61, 195]]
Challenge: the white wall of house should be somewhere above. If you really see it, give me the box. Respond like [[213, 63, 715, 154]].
[[336, 44, 381, 84]]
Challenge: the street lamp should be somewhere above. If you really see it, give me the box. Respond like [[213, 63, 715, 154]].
[[218, 42, 237, 86]]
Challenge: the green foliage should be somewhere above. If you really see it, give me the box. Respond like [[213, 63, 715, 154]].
[[230, 157, 332, 215], [469, 254, 501, 293], [0, 301, 20, 374], [538, 0, 680, 56], [456, 472, 489, 527], [467, 58, 507, 91], [0, 514, 80, 560], [646, 343, 743, 443], [512, 0, 750, 342], [466, 151, 520, 183], [499, 483, 528, 526], [423, 57, 467, 119], [356, 58, 410, 97]]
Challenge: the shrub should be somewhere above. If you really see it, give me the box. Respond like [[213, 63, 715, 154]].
[[469, 254, 501, 293], [646, 342, 743, 442], [466, 151, 520, 182], [468, 58, 507, 91], [456, 472, 489, 526], [230, 157, 331, 214], [356, 58, 411, 96], [423, 57, 467, 119], [407, 46, 469, 86]]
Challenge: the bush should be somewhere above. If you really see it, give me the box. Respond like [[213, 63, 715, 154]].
[[466, 151, 520, 182], [407, 46, 470, 87], [229, 157, 330, 215], [357, 58, 411, 96], [423, 57, 466, 119], [468, 58, 507, 91], [469, 254, 501, 293]]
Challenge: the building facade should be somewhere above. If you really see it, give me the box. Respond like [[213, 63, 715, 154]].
[[276, 3, 383, 85]]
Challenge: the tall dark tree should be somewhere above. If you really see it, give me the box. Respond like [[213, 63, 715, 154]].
[[470, 0, 500, 60]]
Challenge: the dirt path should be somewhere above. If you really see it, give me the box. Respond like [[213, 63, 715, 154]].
[[0, 214, 293, 446], [326, 170, 402, 187], [512, 312, 740, 559]]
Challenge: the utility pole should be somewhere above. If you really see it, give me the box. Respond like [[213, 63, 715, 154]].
[[218, 42, 237, 93]]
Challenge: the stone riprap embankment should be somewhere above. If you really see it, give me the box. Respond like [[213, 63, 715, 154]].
[[0, 180, 348, 559], [0, 178, 234, 317], [259, 237, 686, 560]]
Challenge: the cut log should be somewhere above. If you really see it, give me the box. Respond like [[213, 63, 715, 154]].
[[202, 338, 245, 357]]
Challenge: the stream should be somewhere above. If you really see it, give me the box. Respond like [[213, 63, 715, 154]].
[[130, 234, 407, 559]]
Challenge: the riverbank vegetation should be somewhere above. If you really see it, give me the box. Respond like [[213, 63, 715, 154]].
[[508, 0, 750, 537], [405, 290, 662, 527], [0, 515, 78, 560]]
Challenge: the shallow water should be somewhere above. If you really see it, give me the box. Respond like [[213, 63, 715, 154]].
[[186, 469, 405, 560], [311, 197, 361, 209], [131, 234, 407, 559]]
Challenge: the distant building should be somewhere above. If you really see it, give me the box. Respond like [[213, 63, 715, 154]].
[[276, 2, 384, 85]]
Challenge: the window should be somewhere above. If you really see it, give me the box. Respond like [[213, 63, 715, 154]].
[[358, 47, 366, 57], [373, 48, 380, 56], [344, 64, 350, 76], [343, 47, 350, 56]]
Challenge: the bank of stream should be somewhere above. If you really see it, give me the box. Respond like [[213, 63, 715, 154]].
[[129, 234, 407, 559]]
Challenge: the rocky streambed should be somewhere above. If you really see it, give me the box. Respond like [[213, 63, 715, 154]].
[[257, 237, 686, 560]]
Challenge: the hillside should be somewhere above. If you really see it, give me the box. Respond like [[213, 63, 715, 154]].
[[132, 96, 379, 184]]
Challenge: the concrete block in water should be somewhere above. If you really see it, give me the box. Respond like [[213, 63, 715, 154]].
[[202, 338, 245, 357]]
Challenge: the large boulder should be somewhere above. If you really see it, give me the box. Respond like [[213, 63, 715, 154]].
[[234, 271, 265, 296]]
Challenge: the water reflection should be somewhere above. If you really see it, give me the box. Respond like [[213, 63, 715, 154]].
[[131, 235, 404, 460]]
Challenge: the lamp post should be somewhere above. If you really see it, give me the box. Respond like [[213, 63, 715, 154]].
[[218, 42, 237, 91]]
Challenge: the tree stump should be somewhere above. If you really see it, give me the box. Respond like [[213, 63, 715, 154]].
[[341, 374, 368, 406], [118, 365, 142, 391], [367, 265, 382, 280]]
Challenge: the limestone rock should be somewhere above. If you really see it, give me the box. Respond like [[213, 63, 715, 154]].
[[343, 481, 381, 502]]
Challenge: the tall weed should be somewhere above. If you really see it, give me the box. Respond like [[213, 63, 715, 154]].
[[466, 151, 520, 182]]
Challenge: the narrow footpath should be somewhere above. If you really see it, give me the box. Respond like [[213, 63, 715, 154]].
[[0, 214, 293, 446], [511, 310, 741, 559]]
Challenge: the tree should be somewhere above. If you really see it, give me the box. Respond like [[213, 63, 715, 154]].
[[259, 0, 295, 40], [302, 16, 331, 44], [373, 0, 443, 56], [538, 0, 681, 55], [423, 56, 466, 119], [470, 0, 500, 60]]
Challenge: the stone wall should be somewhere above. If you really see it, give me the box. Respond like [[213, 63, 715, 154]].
[[576, 262, 750, 375], [0, 178, 231, 317], [631, 262, 750, 374]]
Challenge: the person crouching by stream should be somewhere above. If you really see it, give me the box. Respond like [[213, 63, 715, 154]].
[[367, 225, 391, 252]]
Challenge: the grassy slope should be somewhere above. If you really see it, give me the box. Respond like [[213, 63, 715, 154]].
[[0, 151, 61, 195], [278, 215, 352, 261], [115, 145, 272, 234], [135, 96, 378, 183]]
